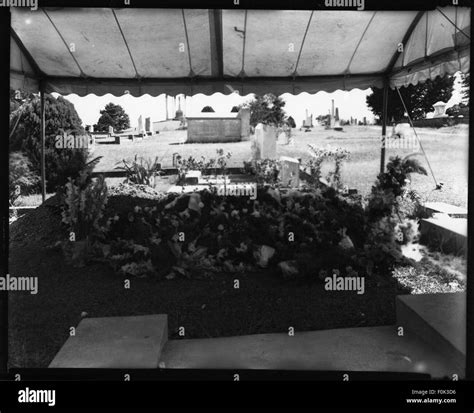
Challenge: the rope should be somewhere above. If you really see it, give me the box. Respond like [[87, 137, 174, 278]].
[[395, 87, 441, 190], [436, 8, 470, 41], [293, 10, 314, 77]]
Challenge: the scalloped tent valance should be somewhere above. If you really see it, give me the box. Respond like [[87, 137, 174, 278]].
[[10, 7, 470, 96]]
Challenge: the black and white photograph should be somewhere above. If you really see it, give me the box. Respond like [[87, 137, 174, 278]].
[[3, 1, 471, 395]]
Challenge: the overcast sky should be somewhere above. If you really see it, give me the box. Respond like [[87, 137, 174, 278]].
[[60, 72, 465, 129]]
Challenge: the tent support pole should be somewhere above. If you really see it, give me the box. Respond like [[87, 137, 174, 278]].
[[380, 78, 389, 174], [40, 87, 46, 203]]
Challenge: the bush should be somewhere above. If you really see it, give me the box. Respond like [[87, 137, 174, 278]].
[[60, 157, 107, 266], [243, 159, 280, 185], [304, 145, 350, 190], [116, 155, 163, 187], [367, 155, 427, 221], [9, 152, 40, 206], [10, 94, 88, 192], [174, 149, 232, 183]]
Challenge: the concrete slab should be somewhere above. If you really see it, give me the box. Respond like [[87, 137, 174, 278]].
[[49, 315, 168, 368], [420, 216, 467, 255], [9, 206, 37, 215], [396, 293, 465, 375], [424, 202, 468, 219], [159, 325, 455, 378]]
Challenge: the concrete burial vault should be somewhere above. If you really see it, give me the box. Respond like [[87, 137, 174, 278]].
[[49, 293, 466, 378]]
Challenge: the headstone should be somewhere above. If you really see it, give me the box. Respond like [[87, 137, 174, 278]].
[[255, 123, 277, 159], [108, 125, 114, 135], [363, 117, 367, 125], [184, 170, 202, 185], [302, 110, 313, 129], [138, 115, 144, 135], [280, 156, 300, 188], [145, 117, 151, 132], [238, 108, 251, 140], [350, 116, 353, 125], [334, 108, 342, 130], [433, 101, 447, 118]]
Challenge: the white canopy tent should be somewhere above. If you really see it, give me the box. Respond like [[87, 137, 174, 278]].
[[9, 7, 471, 198]]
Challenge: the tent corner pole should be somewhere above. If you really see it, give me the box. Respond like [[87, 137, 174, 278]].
[[380, 77, 389, 174], [40, 86, 46, 203]]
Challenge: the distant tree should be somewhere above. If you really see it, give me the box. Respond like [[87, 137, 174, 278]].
[[94, 103, 130, 132], [286, 116, 296, 128], [366, 76, 454, 122], [446, 102, 469, 117], [241, 94, 287, 127], [461, 73, 470, 102], [201, 106, 215, 113], [316, 114, 330, 125]]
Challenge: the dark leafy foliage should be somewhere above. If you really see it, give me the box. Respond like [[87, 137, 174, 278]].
[[9, 93, 89, 191], [94, 103, 130, 133], [367, 75, 454, 122], [116, 155, 163, 187], [367, 155, 427, 221], [241, 94, 287, 128], [9, 152, 40, 206]]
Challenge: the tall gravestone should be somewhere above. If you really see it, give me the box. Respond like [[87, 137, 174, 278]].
[[145, 117, 151, 132], [334, 107, 342, 129], [108, 125, 114, 135], [433, 101, 447, 118], [254, 123, 277, 160], [238, 108, 251, 140], [138, 115, 144, 135]]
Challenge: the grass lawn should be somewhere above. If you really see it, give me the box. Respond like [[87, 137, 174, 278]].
[[93, 124, 468, 208]]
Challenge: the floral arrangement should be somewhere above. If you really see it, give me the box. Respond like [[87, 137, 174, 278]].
[[304, 144, 350, 190]]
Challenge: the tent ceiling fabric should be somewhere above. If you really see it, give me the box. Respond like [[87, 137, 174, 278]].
[[10, 7, 470, 96]]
